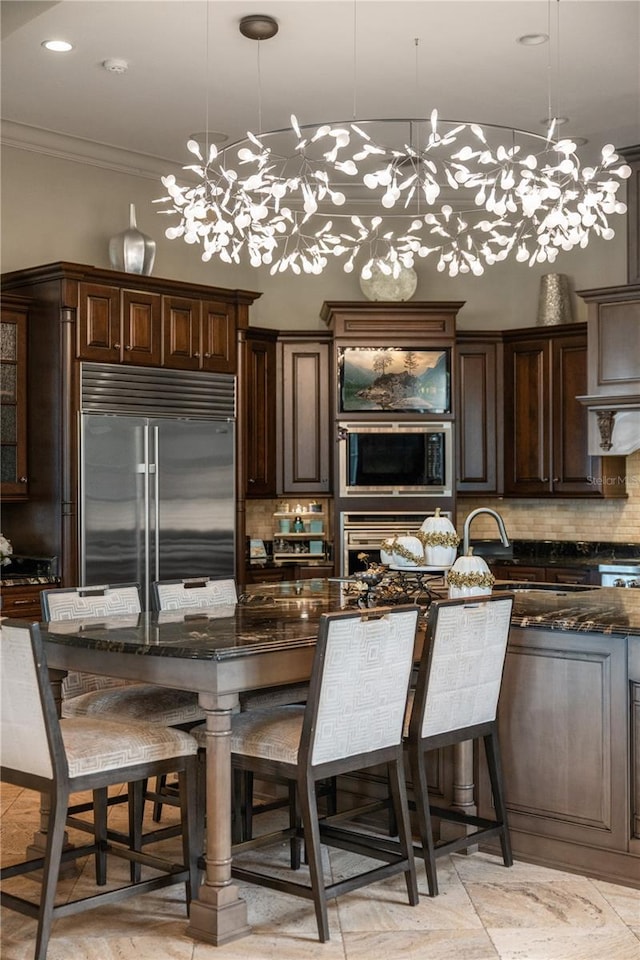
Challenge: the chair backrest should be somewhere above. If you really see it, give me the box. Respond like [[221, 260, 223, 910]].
[[40, 583, 142, 700], [301, 605, 419, 768], [152, 577, 238, 611], [0, 620, 66, 783], [410, 593, 514, 742]]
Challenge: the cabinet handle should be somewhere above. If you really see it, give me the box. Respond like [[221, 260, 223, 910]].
[[13, 599, 31, 605], [552, 477, 559, 482], [541, 477, 549, 482], [194, 351, 200, 358], [114, 342, 121, 349], [19, 476, 28, 483], [204, 352, 211, 358], [248, 478, 255, 484], [125, 345, 132, 351]]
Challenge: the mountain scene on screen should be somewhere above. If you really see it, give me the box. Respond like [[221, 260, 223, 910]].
[[340, 348, 450, 412]]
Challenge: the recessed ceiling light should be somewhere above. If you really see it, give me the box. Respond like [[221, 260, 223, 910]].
[[42, 39, 73, 53], [517, 33, 548, 46]]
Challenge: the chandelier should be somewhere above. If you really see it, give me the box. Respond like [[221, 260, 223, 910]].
[[157, 113, 630, 278], [156, 8, 631, 279]]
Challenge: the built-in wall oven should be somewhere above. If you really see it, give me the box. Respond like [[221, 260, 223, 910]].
[[598, 562, 640, 587], [340, 510, 454, 577]]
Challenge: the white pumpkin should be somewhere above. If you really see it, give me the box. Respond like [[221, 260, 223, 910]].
[[391, 534, 425, 568], [446, 548, 495, 598], [418, 508, 460, 567], [379, 536, 397, 566]]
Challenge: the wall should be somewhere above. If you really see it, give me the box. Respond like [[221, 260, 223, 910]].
[[456, 450, 640, 544]]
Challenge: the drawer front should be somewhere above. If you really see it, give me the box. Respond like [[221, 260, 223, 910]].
[[1, 584, 47, 619]]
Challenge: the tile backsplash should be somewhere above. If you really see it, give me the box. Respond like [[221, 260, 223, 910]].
[[455, 449, 640, 544]]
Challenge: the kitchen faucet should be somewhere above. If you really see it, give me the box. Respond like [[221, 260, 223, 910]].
[[462, 508, 511, 556]]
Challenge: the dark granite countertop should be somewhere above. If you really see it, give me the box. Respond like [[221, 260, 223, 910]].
[[37, 580, 640, 666], [1, 576, 60, 587], [483, 539, 640, 570]]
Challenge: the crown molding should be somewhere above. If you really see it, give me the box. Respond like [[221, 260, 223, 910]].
[[1, 120, 177, 182]]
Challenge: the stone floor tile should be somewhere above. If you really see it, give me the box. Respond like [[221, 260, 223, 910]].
[[487, 925, 640, 960], [466, 879, 629, 929]]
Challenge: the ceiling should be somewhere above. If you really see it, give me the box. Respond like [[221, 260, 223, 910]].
[[1, 0, 639, 182]]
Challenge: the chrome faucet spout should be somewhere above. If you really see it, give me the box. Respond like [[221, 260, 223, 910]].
[[462, 508, 510, 556]]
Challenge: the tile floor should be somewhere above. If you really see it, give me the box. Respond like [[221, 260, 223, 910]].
[[1, 782, 639, 960]]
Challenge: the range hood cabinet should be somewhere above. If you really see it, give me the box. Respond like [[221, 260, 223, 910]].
[[577, 282, 640, 456]]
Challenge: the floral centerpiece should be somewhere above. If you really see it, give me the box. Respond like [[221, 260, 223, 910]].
[[0, 533, 13, 567]]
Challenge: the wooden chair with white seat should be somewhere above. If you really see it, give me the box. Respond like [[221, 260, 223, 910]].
[[40, 583, 204, 877], [405, 592, 515, 896], [227, 605, 421, 943], [0, 619, 201, 960]]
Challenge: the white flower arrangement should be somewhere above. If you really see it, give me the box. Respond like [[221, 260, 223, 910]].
[[0, 533, 13, 567]]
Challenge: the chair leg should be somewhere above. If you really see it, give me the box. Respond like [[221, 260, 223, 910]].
[[288, 781, 302, 870], [152, 774, 167, 822], [484, 728, 513, 868], [128, 780, 144, 883], [242, 770, 254, 842], [92, 787, 108, 885], [297, 774, 330, 942], [34, 790, 68, 960], [409, 745, 439, 896], [387, 758, 418, 906]]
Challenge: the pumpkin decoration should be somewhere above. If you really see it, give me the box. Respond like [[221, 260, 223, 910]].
[[379, 536, 397, 566], [417, 508, 460, 567], [446, 548, 495, 598], [391, 534, 425, 568]]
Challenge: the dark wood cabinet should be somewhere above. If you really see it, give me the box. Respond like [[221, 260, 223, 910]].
[[78, 282, 162, 365], [162, 296, 236, 372], [455, 334, 502, 494], [239, 328, 277, 497], [1, 295, 29, 500], [490, 563, 594, 585], [503, 325, 625, 497], [278, 334, 331, 495]]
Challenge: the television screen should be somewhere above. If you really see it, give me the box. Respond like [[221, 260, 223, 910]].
[[339, 347, 450, 413]]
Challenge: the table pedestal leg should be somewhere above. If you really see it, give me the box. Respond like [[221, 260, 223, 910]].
[[187, 693, 250, 946], [439, 740, 478, 852]]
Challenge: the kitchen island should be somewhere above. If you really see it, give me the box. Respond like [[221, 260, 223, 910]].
[[476, 582, 640, 888]]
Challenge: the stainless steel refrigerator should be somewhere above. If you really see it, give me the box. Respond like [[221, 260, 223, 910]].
[[79, 364, 236, 610]]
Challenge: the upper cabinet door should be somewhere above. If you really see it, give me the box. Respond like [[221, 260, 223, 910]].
[[455, 338, 501, 494], [201, 299, 236, 373], [503, 337, 551, 496], [241, 331, 277, 497], [121, 289, 161, 366], [77, 282, 121, 361], [162, 296, 201, 370], [279, 339, 331, 494]]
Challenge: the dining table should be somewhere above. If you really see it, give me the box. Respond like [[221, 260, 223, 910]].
[[40, 577, 392, 946]]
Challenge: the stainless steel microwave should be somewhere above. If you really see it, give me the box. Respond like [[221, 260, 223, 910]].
[[337, 421, 453, 497]]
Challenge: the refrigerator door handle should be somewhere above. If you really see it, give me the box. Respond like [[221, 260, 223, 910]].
[[143, 424, 151, 611], [153, 424, 160, 585]]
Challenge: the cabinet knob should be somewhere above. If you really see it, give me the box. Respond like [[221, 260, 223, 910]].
[[19, 476, 28, 483], [248, 477, 255, 484], [114, 342, 121, 349], [194, 351, 200, 358], [204, 352, 211, 358], [125, 345, 132, 351], [552, 477, 559, 482], [541, 477, 549, 482]]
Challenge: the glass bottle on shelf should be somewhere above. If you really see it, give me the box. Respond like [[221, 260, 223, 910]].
[[293, 515, 304, 533]]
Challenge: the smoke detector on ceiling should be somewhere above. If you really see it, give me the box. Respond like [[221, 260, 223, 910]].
[[102, 58, 129, 74]]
